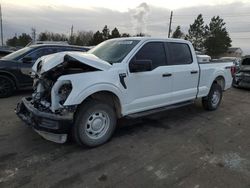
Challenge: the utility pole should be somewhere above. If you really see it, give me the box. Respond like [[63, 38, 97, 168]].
[[168, 11, 173, 38], [70, 25, 73, 38], [31, 28, 36, 42], [0, 4, 3, 46]]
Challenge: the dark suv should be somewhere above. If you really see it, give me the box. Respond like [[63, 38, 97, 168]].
[[0, 44, 89, 98]]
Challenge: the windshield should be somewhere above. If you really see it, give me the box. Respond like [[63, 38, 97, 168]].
[[1, 47, 32, 60], [88, 39, 140, 64], [242, 58, 250, 66]]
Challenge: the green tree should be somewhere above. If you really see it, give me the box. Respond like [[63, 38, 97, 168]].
[[110, 27, 121, 39], [89, 30, 103, 45], [18, 33, 32, 46], [6, 35, 18, 46], [186, 14, 205, 51], [38, 32, 68, 42], [135, 33, 145, 37], [38, 32, 49, 41], [121, 33, 131, 37], [6, 33, 32, 47], [73, 31, 93, 46], [172, 26, 184, 38], [204, 16, 232, 57]]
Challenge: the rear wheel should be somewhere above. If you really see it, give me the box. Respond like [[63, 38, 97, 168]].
[[73, 100, 117, 147], [0, 75, 15, 98], [202, 83, 222, 111]]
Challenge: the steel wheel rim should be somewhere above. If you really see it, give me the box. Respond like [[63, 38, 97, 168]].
[[85, 111, 110, 140], [0, 78, 11, 96], [211, 90, 220, 106]]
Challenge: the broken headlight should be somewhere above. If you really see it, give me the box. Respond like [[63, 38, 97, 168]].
[[58, 82, 72, 105]]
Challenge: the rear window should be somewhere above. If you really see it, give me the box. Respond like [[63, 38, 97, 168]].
[[167, 43, 193, 65], [242, 58, 250, 65]]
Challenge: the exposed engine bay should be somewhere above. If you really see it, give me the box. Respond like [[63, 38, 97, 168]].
[[31, 55, 99, 114]]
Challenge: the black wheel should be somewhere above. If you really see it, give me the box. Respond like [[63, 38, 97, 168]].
[[0, 75, 15, 98], [73, 100, 117, 147], [202, 83, 222, 111]]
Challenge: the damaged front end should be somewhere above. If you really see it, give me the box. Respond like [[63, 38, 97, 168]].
[[233, 70, 250, 89], [16, 52, 109, 143]]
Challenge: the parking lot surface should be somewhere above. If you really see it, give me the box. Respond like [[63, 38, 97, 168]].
[[0, 88, 250, 188]]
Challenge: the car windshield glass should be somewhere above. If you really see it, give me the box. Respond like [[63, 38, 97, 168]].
[[242, 58, 250, 66], [88, 40, 139, 64], [1, 47, 32, 60]]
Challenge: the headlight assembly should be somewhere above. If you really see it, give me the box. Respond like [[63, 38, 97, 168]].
[[58, 82, 72, 105]]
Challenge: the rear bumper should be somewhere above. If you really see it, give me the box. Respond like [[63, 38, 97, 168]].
[[16, 97, 74, 143]]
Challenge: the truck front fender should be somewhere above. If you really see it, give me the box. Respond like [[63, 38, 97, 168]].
[[64, 83, 125, 109]]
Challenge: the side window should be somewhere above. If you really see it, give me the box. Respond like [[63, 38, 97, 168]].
[[25, 48, 57, 62], [167, 43, 193, 65], [134, 42, 167, 69]]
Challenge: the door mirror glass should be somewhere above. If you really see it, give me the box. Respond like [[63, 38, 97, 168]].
[[129, 59, 152, 73], [22, 56, 33, 64]]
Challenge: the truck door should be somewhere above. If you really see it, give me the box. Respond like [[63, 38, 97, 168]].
[[166, 42, 199, 103], [124, 42, 173, 114]]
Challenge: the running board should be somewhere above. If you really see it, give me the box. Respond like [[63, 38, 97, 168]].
[[126, 100, 194, 118]]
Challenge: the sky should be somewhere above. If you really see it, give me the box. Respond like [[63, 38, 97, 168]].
[[2, 0, 250, 54]]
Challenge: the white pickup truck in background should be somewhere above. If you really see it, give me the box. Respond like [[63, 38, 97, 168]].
[[16, 37, 235, 147]]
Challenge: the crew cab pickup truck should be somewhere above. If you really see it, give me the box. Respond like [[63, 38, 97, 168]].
[[16, 37, 235, 147]]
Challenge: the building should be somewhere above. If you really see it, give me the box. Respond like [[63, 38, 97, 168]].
[[222, 47, 243, 58]]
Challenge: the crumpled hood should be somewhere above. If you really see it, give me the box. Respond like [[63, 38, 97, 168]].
[[32, 51, 112, 74]]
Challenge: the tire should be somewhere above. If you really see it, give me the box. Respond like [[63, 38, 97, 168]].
[[73, 100, 117, 147], [202, 83, 222, 111], [0, 75, 15, 98]]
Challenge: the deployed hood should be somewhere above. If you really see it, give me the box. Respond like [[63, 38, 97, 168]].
[[32, 51, 112, 74]]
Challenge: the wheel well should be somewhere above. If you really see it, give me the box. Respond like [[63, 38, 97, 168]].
[[84, 91, 122, 118], [213, 76, 225, 90], [0, 72, 17, 89]]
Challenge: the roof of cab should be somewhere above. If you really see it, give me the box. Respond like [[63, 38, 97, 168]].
[[110, 37, 189, 43]]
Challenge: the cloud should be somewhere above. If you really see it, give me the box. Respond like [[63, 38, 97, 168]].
[[130, 2, 150, 34], [2, 2, 250, 54]]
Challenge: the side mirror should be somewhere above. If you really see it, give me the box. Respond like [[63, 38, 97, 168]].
[[22, 56, 33, 64], [129, 59, 153, 73]]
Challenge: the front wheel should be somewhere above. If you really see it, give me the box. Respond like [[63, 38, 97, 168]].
[[202, 83, 222, 111], [73, 100, 117, 147], [0, 75, 15, 98]]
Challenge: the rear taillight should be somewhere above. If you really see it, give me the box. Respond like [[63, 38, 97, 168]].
[[231, 66, 236, 77]]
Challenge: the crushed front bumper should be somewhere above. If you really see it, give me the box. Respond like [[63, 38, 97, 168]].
[[233, 75, 250, 89], [16, 97, 74, 143]]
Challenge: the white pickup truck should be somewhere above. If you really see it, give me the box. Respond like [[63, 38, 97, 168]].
[[16, 37, 235, 147]]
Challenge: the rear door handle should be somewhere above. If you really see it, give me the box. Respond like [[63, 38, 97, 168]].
[[190, 70, 198, 74], [162, 73, 172, 77]]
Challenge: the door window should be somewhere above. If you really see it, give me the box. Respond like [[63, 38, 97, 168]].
[[133, 42, 167, 69], [167, 43, 193, 65], [23, 48, 57, 63]]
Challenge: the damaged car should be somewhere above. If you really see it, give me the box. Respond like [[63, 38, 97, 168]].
[[233, 56, 250, 89], [16, 37, 234, 147]]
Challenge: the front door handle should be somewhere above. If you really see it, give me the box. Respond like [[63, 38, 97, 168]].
[[190, 70, 198, 74], [162, 73, 172, 77]]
